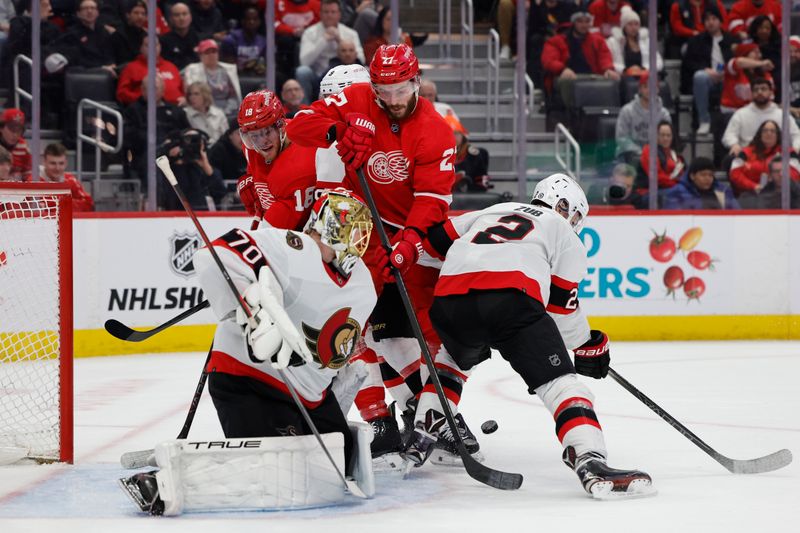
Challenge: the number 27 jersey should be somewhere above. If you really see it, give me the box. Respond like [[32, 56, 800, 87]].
[[428, 202, 591, 349]]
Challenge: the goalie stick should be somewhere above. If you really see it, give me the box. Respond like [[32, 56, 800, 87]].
[[609, 368, 792, 474], [155, 155, 366, 499], [105, 300, 210, 342], [355, 168, 523, 491]]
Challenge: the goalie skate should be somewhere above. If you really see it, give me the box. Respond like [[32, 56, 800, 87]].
[[118, 470, 165, 515], [562, 446, 656, 500], [430, 413, 484, 466]]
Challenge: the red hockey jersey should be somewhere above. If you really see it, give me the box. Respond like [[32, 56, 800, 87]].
[[727, 0, 781, 35], [243, 141, 319, 231], [285, 83, 455, 232]]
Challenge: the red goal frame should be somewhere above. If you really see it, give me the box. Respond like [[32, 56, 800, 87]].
[[0, 182, 73, 463]]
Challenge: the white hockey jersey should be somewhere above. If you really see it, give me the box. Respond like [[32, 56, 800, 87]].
[[194, 227, 377, 406], [427, 202, 591, 349]]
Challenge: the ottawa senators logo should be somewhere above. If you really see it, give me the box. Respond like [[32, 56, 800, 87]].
[[301, 308, 361, 369]]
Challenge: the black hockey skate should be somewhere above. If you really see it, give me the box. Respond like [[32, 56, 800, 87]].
[[399, 398, 417, 443], [370, 415, 406, 471], [430, 412, 483, 466], [401, 409, 446, 468], [119, 470, 165, 515], [562, 446, 656, 500]]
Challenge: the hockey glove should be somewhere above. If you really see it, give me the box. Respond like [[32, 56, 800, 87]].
[[388, 228, 424, 276], [236, 174, 264, 219], [257, 266, 314, 369], [573, 330, 610, 379], [236, 283, 283, 362], [336, 113, 375, 170], [372, 243, 395, 283]]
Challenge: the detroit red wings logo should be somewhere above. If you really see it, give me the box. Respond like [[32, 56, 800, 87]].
[[301, 308, 361, 369], [254, 182, 274, 210], [367, 150, 410, 184]]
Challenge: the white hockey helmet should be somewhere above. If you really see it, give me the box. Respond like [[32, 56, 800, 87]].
[[305, 188, 373, 277], [319, 64, 371, 97], [531, 173, 589, 233]]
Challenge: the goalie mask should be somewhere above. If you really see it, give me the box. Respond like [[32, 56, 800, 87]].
[[531, 173, 589, 233], [305, 189, 373, 277]]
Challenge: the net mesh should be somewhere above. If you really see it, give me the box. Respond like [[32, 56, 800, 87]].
[[0, 192, 62, 460]]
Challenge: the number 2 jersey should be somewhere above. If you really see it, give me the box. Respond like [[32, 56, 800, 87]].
[[194, 227, 378, 406], [426, 202, 591, 350], [285, 83, 456, 232]]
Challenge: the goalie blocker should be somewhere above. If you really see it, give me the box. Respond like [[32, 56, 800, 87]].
[[119, 422, 375, 515]]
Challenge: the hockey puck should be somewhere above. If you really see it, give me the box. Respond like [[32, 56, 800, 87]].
[[480, 420, 498, 434]]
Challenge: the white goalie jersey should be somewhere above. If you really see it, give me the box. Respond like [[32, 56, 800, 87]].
[[193, 227, 377, 405], [427, 202, 591, 349]]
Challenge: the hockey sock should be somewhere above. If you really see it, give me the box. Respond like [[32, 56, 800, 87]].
[[535, 374, 607, 458], [352, 346, 390, 421]]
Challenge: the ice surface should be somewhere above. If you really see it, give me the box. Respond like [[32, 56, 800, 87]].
[[1, 341, 797, 533]]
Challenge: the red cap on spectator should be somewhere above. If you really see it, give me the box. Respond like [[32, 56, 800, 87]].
[[639, 71, 649, 86], [735, 42, 759, 58], [195, 39, 218, 54], [1, 108, 25, 127], [790, 36, 800, 50]]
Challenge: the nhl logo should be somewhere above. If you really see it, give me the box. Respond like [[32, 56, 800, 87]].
[[169, 232, 202, 277], [548, 353, 561, 367]]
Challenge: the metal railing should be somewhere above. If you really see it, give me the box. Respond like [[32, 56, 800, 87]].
[[460, 0, 474, 95], [554, 122, 581, 180], [510, 72, 535, 158], [486, 29, 500, 133], [437, 0, 453, 60], [76, 99, 124, 187], [12, 55, 32, 109]]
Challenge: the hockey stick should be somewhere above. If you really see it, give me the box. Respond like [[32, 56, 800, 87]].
[[121, 347, 213, 469], [609, 368, 792, 474], [355, 167, 522, 491], [156, 156, 366, 499], [105, 300, 210, 342]]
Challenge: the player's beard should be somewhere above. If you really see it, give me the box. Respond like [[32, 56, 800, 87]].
[[383, 95, 417, 121]]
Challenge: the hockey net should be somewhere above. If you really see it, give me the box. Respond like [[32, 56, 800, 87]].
[[0, 183, 73, 463]]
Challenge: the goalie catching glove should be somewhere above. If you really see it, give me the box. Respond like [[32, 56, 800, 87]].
[[573, 330, 610, 379], [236, 266, 314, 369]]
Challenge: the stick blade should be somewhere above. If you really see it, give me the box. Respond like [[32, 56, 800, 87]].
[[721, 448, 793, 474], [462, 451, 523, 490], [104, 319, 146, 342]]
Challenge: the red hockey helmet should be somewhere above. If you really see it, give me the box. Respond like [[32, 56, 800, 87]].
[[369, 44, 420, 85], [237, 89, 285, 134]]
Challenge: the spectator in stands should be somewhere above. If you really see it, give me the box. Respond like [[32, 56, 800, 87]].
[[495, 0, 515, 60], [184, 81, 227, 144], [328, 39, 362, 69], [182, 39, 241, 117], [280, 79, 308, 118], [220, 6, 266, 76], [445, 115, 492, 193], [297, 0, 364, 102], [639, 120, 685, 189], [0, 0, 16, 66], [159, 127, 226, 211], [662, 156, 739, 209], [738, 156, 800, 208], [111, 0, 147, 65], [97, 0, 125, 29], [615, 72, 671, 161], [191, 0, 226, 41], [790, 36, 800, 119], [749, 15, 782, 97], [680, 7, 736, 135], [722, 77, 800, 156], [541, 10, 619, 107], [0, 109, 31, 180], [720, 42, 773, 112], [0, 145, 13, 181], [209, 117, 247, 181], [528, 0, 576, 87], [53, 0, 116, 74], [117, 33, 185, 106], [589, 0, 629, 38], [587, 162, 647, 208], [275, 0, 320, 78], [419, 79, 460, 120], [668, 0, 728, 51], [341, 0, 378, 46], [606, 6, 662, 77], [363, 6, 412, 65], [29, 142, 94, 212], [728, 120, 800, 196], [728, 0, 781, 41], [122, 73, 190, 185], [2, 0, 61, 90], [160, 2, 200, 70]]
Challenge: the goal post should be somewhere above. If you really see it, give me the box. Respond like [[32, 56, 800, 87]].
[[0, 182, 73, 463]]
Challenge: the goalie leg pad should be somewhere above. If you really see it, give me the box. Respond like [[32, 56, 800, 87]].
[[347, 421, 375, 498], [152, 434, 347, 516]]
